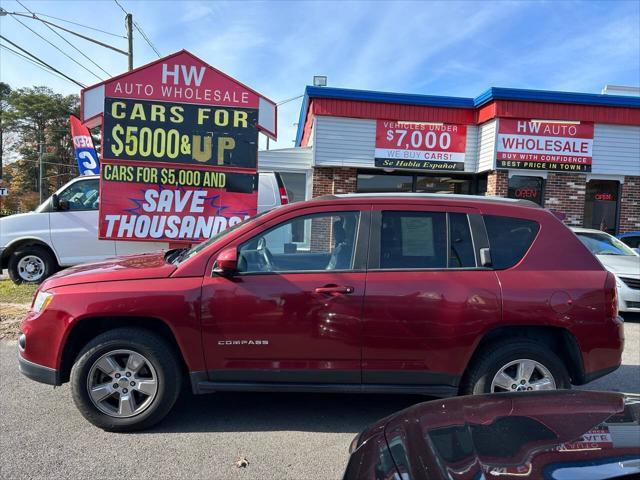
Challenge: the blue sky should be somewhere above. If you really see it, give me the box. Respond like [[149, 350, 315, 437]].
[[1, 0, 639, 149]]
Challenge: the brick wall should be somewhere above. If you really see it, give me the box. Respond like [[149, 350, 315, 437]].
[[310, 167, 358, 250], [620, 176, 640, 233], [311, 167, 358, 197], [486, 171, 508, 196], [544, 172, 587, 226]]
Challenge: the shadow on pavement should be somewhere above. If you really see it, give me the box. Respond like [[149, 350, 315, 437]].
[[148, 391, 430, 434]]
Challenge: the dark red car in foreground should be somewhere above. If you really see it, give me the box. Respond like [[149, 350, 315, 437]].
[[18, 194, 624, 430], [343, 390, 640, 480]]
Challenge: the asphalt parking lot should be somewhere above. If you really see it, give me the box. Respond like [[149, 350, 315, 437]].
[[1, 318, 638, 480]]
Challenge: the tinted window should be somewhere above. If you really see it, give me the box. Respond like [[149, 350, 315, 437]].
[[583, 179, 619, 235], [508, 175, 544, 206], [449, 213, 475, 267], [380, 211, 447, 269], [58, 179, 100, 210], [238, 212, 359, 273], [484, 215, 540, 269]]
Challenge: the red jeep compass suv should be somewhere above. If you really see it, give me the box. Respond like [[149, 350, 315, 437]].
[[18, 194, 624, 431]]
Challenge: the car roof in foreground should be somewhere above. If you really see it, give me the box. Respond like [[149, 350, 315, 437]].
[[380, 390, 639, 480]]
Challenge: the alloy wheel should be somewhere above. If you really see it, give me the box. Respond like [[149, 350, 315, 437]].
[[86, 349, 159, 418], [490, 359, 556, 393]]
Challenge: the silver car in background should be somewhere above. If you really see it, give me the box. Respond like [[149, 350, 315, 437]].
[[573, 227, 640, 314]]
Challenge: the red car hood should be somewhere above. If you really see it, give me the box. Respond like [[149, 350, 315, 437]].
[[42, 252, 176, 289]]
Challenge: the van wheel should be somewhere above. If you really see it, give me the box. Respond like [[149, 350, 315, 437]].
[[70, 328, 182, 432], [460, 340, 570, 395], [8, 246, 57, 284]]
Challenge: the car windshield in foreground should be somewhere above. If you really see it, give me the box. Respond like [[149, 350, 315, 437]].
[[577, 232, 639, 256], [171, 211, 269, 264]]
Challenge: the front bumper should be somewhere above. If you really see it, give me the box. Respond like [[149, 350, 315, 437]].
[[17, 345, 60, 386], [618, 278, 640, 313]]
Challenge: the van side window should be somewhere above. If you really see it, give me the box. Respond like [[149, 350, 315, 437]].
[[380, 211, 447, 269], [449, 213, 475, 268], [58, 179, 100, 211], [483, 215, 540, 269]]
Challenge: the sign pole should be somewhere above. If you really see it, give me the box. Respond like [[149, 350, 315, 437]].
[[126, 14, 133, 71], [38, 141, 44, 204]]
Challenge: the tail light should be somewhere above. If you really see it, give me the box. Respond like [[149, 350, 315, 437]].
[[278, 186, 289, 205], [604, 272, 619, 320]]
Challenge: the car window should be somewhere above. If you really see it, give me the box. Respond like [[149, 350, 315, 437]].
[[484, 215, 540, 269], [620, 235, 640, 249], [577, 232, 638, 256], [449, 213, 476, 268], [238, 212, 360, 273], [380, 211, 447, 269], [57, 179, 100, 211]]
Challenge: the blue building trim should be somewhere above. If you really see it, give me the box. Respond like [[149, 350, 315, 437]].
[[295, 85, 640, 146]]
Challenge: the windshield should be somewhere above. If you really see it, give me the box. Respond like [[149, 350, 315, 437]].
[[577, 232, 639, 256], [175, 211, 269, 264]]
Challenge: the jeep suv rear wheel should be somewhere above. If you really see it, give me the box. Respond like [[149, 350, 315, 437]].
[[460, 339, 570, 395], [70, 328, 181, 431]]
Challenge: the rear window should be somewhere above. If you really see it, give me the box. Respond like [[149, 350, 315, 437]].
[[484, 215, 540, 269]]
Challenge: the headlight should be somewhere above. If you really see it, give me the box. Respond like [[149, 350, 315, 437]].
[[32, 291, 53, 313]]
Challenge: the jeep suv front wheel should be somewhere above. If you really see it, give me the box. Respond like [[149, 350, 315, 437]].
[[460, 339, 570, 395], [70, 328, 181, 431]]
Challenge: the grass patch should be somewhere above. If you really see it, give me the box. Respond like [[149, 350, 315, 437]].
[[0, 279, 38, 305]]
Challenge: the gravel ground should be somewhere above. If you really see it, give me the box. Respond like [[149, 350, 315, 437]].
[[1, 319, 638, 480]]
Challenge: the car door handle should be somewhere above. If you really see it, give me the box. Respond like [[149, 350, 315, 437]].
[[314, 285, 354, 295]]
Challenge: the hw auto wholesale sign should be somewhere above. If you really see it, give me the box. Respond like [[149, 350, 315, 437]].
[[375, 120, 467, 171], [80, 50, 276, 243], [497, 118, 594, 172]]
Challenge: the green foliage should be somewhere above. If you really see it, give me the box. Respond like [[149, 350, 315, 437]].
[[1, 85, 80, 211]]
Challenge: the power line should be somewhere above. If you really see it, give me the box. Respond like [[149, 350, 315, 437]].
[[3, 157, 78, 168], [277, 94, 304, 106], [0, 35, 86, 88], [19, 11, 126, 38], [0, 44, 84, 87], [113, 0, 161, 58], [9, 10, 103, 81], [16, 1, 112, 78], [133, 20, 161, 57]]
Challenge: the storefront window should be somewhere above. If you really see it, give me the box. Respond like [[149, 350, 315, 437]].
[[416, 176, 471, 194], [356, 173, 413, 193], [356, 171, 478, 194], [583, 180, 620, 234], [507, 175, 545, 206]]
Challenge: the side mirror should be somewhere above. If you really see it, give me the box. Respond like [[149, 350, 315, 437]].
[[479, 247, 492, 267], [51, 193, 59, 210], [212, 247, 238, 276]]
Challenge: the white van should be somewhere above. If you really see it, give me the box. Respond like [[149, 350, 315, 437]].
[[0, 172, 287, 283]]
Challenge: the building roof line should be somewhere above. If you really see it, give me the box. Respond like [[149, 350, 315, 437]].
[[295, 85, 640, 145]]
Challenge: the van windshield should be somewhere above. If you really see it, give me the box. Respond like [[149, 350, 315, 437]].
[[173, 211, 269, 264]]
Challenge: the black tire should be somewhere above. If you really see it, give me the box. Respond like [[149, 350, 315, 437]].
[[8, 245, 57, 284], [70, 328, 182, 432], [460, 339, 570, 395]]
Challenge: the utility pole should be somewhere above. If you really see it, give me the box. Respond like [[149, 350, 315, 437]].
[[126, 13, 133, 71], [38, 141, 44, 204]]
